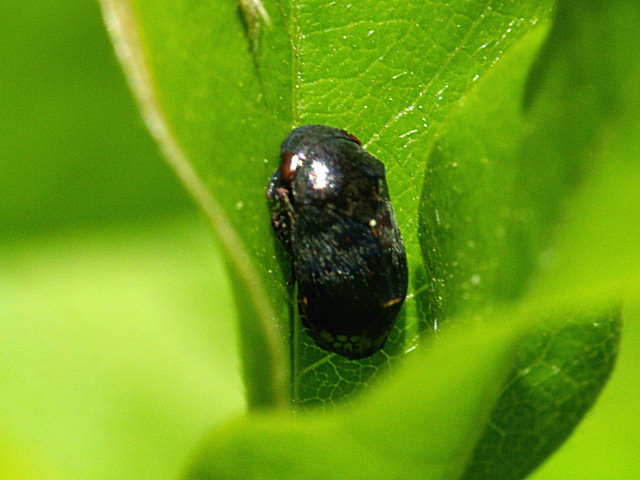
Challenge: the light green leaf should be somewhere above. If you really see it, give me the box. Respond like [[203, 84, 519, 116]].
[[0, 0, 190, 233], [187, 309, 541, 480], [524, 0, 640, 302], [0, 214, 244, 480]]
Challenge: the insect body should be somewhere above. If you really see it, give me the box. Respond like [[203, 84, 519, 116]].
[[267, 125, 408, 359]]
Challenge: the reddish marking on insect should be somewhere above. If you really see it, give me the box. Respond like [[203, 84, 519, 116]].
[[341, 130, 362, 146], [280, 151, 296, 181]]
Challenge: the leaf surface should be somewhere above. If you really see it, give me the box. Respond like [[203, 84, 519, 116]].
[[100, 0, 554, 408], [99, 0, 640, 478]]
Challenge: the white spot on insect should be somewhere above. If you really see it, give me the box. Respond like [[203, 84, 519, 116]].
[[369, 219, 377, 227], [310, 160, 329, 189], [287, 153, 303, 176], [235, 201, 244, 210]]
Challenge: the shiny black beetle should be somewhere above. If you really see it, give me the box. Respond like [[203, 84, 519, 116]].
[[267, 125, 408, 359]]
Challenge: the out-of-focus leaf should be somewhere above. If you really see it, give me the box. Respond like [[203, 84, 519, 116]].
[[529, 305, 640, 480], [526, 1, 640, 302], [186, 307, 541, 480], [0, 214, 244, 480], [464, 307, 620, 480], [417, 20, 622, 479], [465, 0, 640, 477], [0, 0, 190, 234], [0, 436, 51, 480], [508, 2, 640, 475]]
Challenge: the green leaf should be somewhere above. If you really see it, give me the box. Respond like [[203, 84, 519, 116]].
[[99, 0, 638, 478], [524, 0, 640, 302], [0, 0, 190, 234], [464, 307, 621, 480], [186, 309, 542, 480], [0, 214, 244, 480], [529, 304, 640, 480], [99, 0, 554, 408], [101, 0, 291, 408], [415, 19, 622, 479], [494, 3, 640, 473]]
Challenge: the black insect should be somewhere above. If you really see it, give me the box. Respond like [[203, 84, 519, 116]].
[[267, 125, 408, 359]]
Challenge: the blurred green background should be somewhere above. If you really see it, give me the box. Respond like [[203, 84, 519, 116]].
[[0, 1, 244, 479], [0, 0, 189, 231], [1, 1, 638, 480]]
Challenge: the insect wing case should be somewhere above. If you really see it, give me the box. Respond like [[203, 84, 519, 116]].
[[270, 125, 408, 359]]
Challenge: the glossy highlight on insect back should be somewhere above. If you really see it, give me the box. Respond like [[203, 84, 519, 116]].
[[267, 125, 408, 359]]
